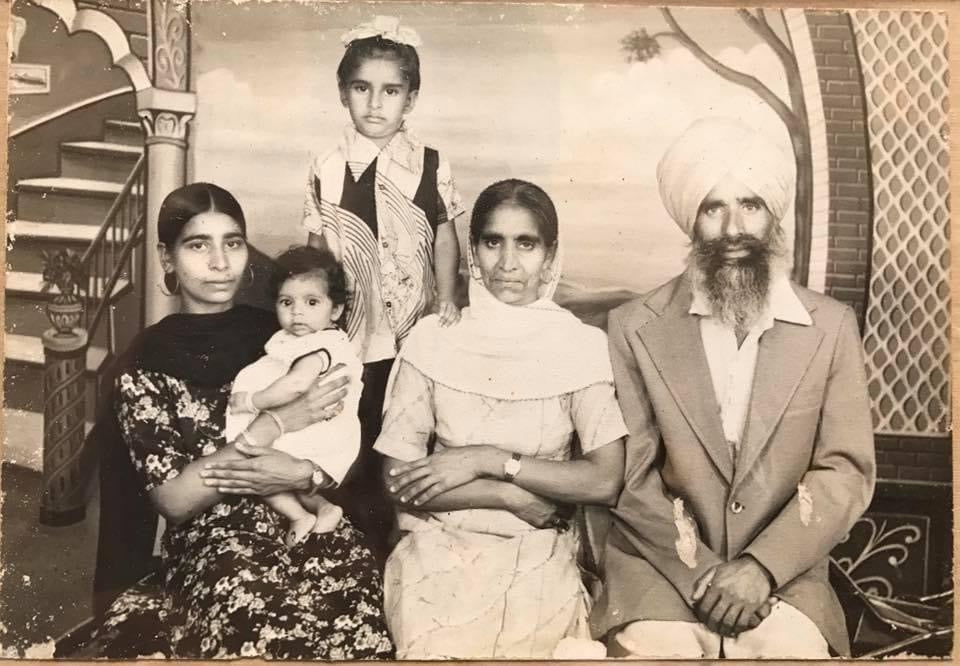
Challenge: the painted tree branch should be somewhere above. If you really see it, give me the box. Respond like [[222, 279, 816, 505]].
[[755, 8, 790, 53], [646, 7, 814, 284], [737, 9, 800, 83], [659, 8, 797, 127]]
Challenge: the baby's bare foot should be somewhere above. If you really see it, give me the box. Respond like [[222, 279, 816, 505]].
[[286, 515, 317, 547], [312, 502, 344, 534]]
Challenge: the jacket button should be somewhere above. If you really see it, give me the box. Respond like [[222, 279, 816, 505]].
[[730, 501, 744, 514]]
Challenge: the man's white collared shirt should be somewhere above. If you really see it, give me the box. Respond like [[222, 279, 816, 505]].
[[689, 275, 813, 463]]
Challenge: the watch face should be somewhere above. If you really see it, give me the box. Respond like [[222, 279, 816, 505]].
[[504, 459, 522, 476]]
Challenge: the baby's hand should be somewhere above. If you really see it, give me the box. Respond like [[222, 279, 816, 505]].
[[229, 392, 252, 413], [436, 300, 461, 327]]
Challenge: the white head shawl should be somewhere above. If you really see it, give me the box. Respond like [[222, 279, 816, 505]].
[[657, 117, 795, 237], [383, 219, 615, 404]]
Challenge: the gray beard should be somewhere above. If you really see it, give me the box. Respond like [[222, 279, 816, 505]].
[[689, 230, 788, 331]]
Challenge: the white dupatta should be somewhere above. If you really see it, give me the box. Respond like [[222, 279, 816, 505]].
[[385, 232, 615, 405]]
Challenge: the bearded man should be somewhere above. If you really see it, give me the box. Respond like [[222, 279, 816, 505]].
[[590, 118, 875, 658]]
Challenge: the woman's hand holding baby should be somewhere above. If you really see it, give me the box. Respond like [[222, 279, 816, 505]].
[[201, 364, 349, 496], [273, 363, 350, 432], [203, 443, 315, 496]]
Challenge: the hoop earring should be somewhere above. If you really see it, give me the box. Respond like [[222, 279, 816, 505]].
[[243, 264, 255, 288], [162, 271, 180, 296]]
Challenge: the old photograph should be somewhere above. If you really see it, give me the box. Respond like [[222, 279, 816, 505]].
[[1, 0, 953, 659]]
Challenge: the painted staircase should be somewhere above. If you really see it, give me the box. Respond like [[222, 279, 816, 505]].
[[4, 118, 144, 470], [76, 0, 149, 66]]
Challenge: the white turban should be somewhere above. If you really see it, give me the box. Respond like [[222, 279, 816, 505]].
[[656, 117, 795, 237]]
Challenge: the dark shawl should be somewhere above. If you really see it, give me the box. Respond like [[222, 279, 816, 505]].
[[91, 305, 277, 615]]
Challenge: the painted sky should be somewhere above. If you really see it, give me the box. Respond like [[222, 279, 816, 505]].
[[191, 2, 795, 291]]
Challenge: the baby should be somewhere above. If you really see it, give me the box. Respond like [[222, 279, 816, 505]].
[[226, 245, 363, 546]]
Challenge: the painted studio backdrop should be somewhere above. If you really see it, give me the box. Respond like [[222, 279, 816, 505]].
[[2, 0, 953, 657]]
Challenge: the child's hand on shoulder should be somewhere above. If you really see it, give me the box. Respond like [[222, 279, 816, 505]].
[[436, 300, 461, 327]]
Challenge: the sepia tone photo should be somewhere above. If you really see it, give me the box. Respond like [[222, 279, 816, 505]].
[[1, 0, 953, 659]]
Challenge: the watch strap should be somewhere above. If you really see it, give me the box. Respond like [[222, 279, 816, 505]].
[[504, 452, 523, 482], [308, 465, 334, 495]]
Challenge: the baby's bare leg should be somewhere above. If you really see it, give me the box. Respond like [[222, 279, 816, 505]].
[[298, 492, 344, 533], [264, 492, 317, 547]]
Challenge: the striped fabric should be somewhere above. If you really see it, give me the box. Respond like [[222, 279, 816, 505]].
[[318, 197, 380, 345], [303, 127, 460, 364]]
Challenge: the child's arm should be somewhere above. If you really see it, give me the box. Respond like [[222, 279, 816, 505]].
[[433, 155, 465, 326], [433, 220, 461, 326], [304, 159, 342, 260], [248, 352, 331, 411]]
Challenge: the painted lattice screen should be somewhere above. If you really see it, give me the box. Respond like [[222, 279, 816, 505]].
[[851, 11, 950, 435]]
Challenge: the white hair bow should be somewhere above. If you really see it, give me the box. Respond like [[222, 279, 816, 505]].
[[341, 15, 423, 48]]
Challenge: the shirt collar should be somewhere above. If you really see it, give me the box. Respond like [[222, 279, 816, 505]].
[[341, 123, 422, 175], [689, 271, 813, 327]]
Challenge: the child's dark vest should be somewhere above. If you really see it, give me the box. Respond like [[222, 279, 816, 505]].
[[313, 147, 443, 237]]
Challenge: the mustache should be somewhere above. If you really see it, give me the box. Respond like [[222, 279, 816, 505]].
[[693, 234, 772, 265], [691, 233, 777, 329]]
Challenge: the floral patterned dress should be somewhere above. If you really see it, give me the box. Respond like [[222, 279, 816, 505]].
[[101, 366, 394, 659]]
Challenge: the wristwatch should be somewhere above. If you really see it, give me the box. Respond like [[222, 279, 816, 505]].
[[307, 465, 334, 495], [503, 453, 523, 482]]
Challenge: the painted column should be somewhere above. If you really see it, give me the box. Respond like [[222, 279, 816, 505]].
[[784, 10, 831, 296], [40, 328, 89, 525], [140, 0, 195, 325], [139, 90, 195, 324]]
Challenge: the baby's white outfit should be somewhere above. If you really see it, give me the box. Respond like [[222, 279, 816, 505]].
[[226, 328, 363, 485]]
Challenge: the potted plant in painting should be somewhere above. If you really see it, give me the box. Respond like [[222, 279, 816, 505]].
[[40, 249, 88, 336]]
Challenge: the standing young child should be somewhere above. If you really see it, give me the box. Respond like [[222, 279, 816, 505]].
[[302, 15, 463, 562], [225, 245, 363, 547]]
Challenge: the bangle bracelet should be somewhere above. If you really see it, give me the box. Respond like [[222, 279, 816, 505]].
[[243, 391, 258, 415], [263, 409, 286, 438]]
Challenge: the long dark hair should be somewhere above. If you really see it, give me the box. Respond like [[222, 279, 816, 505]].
[[469, 179, 559, 248], [157, 183, 247, 293]]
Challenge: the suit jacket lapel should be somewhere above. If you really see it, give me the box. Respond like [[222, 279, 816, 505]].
[[734, 305, 825, 487], [636, 281, 734, 484]]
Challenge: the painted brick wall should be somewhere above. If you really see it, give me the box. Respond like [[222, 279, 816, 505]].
[[806, 12, 872, 327], [875, 435, 953, 483], [806, 11, 951, 485]]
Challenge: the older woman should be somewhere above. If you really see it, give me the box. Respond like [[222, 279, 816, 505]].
[[373, 179, 628, 659], [94, 183, 393, 659]]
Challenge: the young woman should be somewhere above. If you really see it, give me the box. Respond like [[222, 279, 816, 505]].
[[94, 183, 393, 659], [374, 179, 628, 658]]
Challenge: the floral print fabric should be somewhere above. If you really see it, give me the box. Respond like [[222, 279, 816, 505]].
[[96, 368, 394, 659]]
